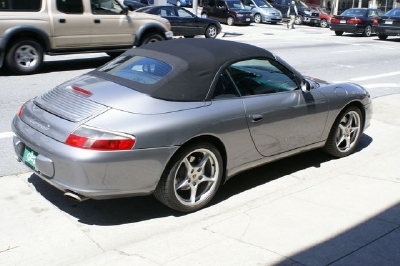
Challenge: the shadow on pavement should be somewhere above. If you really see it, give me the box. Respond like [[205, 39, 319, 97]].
[[27, 133, 372, 226]]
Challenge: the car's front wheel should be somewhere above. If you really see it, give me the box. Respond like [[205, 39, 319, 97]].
[[139, 33, 165, 46], [201, 12, 208, 18], [227, 16, 235, 26], [154, 143, 223, 212], [335, 31, 344, 36], [320, 19, 328, 28], [254, 14, 262, 23], [6, 38, 43, 75], [294, 15, 302, 25], [324, 106, 363, 158], [205, 24, 218, 38], [362, 25, 372, 37]]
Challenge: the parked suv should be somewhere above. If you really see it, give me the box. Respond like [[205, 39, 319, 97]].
[[0, 0, 173, 75], [201, 0, 253, 26], [269, 0, 320, 25], [241, 0, 282, 24]]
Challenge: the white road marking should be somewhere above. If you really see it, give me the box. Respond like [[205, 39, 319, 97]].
[[0, 132, 14, 139], [350, 71, 400, 81], [363, 83, 400, 89]]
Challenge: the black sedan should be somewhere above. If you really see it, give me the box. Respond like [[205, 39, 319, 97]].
[[135, 6, 222, 38], [330, 8, 384, 37], [123, 0, 153, 11], [373, 7, 400, 40]]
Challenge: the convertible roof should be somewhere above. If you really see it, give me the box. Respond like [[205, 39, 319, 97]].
[[92, 38, 274, 101]]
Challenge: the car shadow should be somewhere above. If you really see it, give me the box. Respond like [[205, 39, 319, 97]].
[[372, 37, 400, 42], [27, 133, 373, 226], [0, 55, 111, 76]]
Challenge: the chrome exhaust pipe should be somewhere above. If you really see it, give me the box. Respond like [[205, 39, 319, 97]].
[[64, 191, 88, 202]]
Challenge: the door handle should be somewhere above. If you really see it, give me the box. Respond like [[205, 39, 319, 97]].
[[94, 19, 101, 23], [59, 19, 66, 23], [249, 114, 263, 123]]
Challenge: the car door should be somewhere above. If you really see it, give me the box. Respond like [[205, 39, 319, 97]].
[[174, 7, 204, 36], [228, 58, 328, 157], [90, 0, 134, 46], [51, 0, 91, 48]]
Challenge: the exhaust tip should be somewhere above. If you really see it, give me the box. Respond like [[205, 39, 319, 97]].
[[64, 191, 88, 202]]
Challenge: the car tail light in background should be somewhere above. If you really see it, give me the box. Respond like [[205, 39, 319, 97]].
[[346, 18, 362, 24], [65, 126, 135, 151], [331, 17, 340, 23], [373, 18, 379, 25]]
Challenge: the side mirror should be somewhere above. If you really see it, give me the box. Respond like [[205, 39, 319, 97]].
[[300, 79, 311, 92]]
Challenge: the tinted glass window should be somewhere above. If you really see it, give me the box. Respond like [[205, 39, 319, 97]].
[[228, 58, 298, 96], [0, 0, 41, 11], [212, 71, 240, 99], [98, 55, 172, 84], [56, 0, 84, 14]]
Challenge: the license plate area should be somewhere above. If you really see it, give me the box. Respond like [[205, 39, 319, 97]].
[[23, 146, 38, 170], [384, 20, 393, 24], [340, 19, 346, 23]]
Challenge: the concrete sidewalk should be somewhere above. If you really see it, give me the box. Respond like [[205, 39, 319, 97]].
[[1, 93, 399, 265]]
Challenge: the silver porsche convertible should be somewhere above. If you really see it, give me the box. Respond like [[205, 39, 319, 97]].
[[12, 38, 372, 212]]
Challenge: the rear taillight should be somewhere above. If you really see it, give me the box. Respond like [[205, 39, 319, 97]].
[[65, 126, 135, 151], [347, 18, 361, 24], [331, 17, 340, 23], [373, 18, 379, 25], [17, 105, 24, 117]]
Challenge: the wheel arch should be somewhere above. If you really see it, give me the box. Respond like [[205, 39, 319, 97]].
[[133, 23, 169, 46], [167, 135, 228, 184], [1, 26, 51, 52]]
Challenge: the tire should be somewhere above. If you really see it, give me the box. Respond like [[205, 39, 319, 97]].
[[320, 19, 328, 28], [362, 25, 372, 37], [205, 24, 218, 38], [294, 15, 302, 25], [154, 142, 223, 212], [201, 12, 208, 18], [323, 106, 363, 158], [335, 31, 344, 36], [139, 33, 165, 46], [378, 34, 388, 40], [254, 14, 262, 24], [6, 38, 43, 75], [227, 16, 235, 26]]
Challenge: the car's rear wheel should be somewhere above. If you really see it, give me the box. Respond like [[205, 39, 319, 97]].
[[254, 14, 262, 23], [324, 106, 363, 158], [6, 38, 43, 75], [139, 33, 165, 46], [205, 24, 218, 38], [362, 25, 372, 37], [335, 31, 344, 36], [320, 19, 328, 28], [201, 12, 208, 18], [378, 33, 388, 40], [294, 15, 302, 25], [227, 16, 235, 26], [154, 143, 223, 212]]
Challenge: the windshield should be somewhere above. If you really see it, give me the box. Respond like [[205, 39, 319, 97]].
[[341, 8, 367, 17], [253, 0, 272, 8], [226, 0, 245, 9], [385, 8, 400, 16], [296, 0, 309, 8]]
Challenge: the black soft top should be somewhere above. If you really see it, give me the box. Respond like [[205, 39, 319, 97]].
[[91, 38, 274, 101]]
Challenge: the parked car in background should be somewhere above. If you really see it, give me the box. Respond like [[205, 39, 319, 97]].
[[309, 5, 331, 28], [123, 0, 153, 10], [373, 7, 400, 40], [330, 8, 384, 36], [201, 0, 253, 26], [12, 38, 372, 212], [269, 0, 320, 25], [167, 0, 192, 7], [136, 6, 221, 38], [241, 0, 282, 24]]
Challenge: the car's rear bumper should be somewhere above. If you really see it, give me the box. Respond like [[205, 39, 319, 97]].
[[373, 25, 400, 35], [12, 116, 178, 200], [330, 24, 366, 33]]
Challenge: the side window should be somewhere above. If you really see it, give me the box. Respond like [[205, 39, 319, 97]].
[[91, 0, 123, 14], [217, 1, 226, 9], [0, 0, 41, 11], [212, 71, 240, 99], [177, 8, 193, 18], [56, 0, 84, 14], [158, 7, 174, 16], [228, 58, 298, 96]]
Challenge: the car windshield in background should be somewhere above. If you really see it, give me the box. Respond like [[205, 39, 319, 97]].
[[341, 8, 367, 16], [253, 0, 273, 8], [385, 8, 400, 16], [296, 0, 309, 8], [97, 55, 172, 84], [227, 0, 245, 9]]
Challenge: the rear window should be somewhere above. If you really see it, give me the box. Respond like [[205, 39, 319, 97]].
[[97, 55, 172, 84], [0, 0, 41, 11]]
